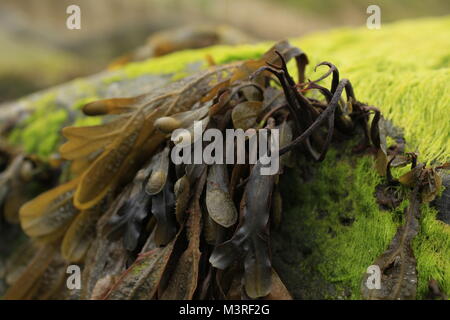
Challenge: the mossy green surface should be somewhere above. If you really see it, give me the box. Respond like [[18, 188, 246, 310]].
[[274, 144, 449, 299], [7, 95, 102, 158], [8, 93, 68, 157], [102, 44, 269, 84], [69, 97, 103, 128], [273, 147, 397, 299], [414, 203, 450, 298]]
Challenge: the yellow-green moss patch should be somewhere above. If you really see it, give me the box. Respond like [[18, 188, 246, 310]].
[[102, 43, 271, 84], [414, 203, 450, 298], [8, 93, 68, 157], [274, 144, 449, 299], [273, 146, 399, 299]]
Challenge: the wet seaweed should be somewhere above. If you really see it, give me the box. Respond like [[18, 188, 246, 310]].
[[2, 41, 447, 300]]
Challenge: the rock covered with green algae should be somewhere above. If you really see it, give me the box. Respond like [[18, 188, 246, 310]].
[[273, 145, 449, 299], [272, 147, 397, 299], [1, 16, 448, 299]]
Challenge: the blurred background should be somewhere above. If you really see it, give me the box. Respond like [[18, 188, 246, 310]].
[[1, 0, 449, 102]]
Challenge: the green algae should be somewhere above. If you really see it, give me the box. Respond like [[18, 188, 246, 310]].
[[7, 95, 104, 158], [71, 116, 103, 128], [6, 93, 118, 160], [8, 93, 68, 158], [69, 97, 103, 127], [71, 80, 100, 101], [414, 203, 450, 298], [274, 144, 449, 299], [102, 43, 270, 84], [273, 146, 399, 299]]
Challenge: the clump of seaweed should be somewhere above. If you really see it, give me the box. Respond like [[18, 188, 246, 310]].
[[2, 41, 447, 300]]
